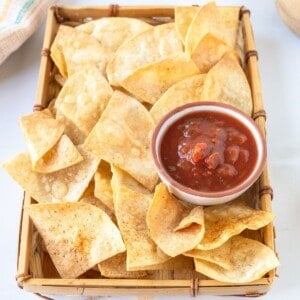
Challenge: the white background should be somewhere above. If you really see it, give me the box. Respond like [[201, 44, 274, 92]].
[[0, 0, 299, 299]]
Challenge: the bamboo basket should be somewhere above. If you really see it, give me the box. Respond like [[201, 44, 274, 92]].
[[16, 4, 277, 299]]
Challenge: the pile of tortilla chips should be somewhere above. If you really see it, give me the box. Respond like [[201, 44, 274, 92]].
[[2, 2, 279, 283]]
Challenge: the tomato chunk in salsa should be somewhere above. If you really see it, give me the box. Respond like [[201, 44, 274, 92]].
[[160, 111, 257, 192]]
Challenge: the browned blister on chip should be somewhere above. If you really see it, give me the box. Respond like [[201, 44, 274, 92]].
[[193, 236, 279, 283], [83, 90, 158, 191], [26, 202, 126, 278], [146, 183, 205, 257], [195, 199, 275, 250]]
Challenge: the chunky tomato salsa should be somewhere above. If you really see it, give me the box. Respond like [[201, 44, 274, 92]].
[[160, 111, 257, 192]]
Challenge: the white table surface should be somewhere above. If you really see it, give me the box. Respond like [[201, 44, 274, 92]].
[[0, 0, 299, 299]]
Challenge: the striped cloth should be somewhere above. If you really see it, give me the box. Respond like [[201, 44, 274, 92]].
[[0, 0, 53, 65]]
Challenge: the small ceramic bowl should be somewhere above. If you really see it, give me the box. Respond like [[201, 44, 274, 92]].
[[151, 102, 267, 206]]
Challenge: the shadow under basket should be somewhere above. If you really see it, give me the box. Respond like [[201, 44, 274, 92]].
[[16, 4, 278, 299]]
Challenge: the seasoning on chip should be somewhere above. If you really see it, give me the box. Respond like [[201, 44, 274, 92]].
[[194, 199, 275, 250], [193, 236, 279, 283], [120, 53, 200, 105], [2, 146, 100, 203], [55, 66, 113, 138], [26, 202, 126, 278], [112, 167, 170, 271], [106, 23, 183, 86], [19, 109, 64, 165], [83, 91, 158, 191], [146, 183, 205, 257]]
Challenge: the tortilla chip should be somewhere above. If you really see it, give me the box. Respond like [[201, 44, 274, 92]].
[[195, 199, 275, 251], [83, 91, 158, 191], [26, 202, 126, 278], [2, 146, 100, 203], [19, 109, 65, 165], [150, 74, 206, 124], [50, 25, 111, 78], [77, 17, 152, 52], [200, 54, 253, 115], [185, 3, 234, 55], [33, 134, 83, 173], [98, 252, 148, 278], [146, 183, 205, 257], [94, 160, 114, 214], [175, 6, 239, 47], [120, 53, 200, 104], [112, 170, 170, 271], [55, 66, 113, 138], [194, 236, 279, 283], [106, 23, 183, 86]]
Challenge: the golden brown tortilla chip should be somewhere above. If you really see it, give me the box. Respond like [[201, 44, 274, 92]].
[[19, 109, 64, 165], [194, 236, 279, 283], [2, 146, 100, 203], [33, 134, 83, 173], [50, 25, 111, 78], [94, 160, 114, 214], [150, 74, 206, 124], [112, 167, 170, 271], [195, 199, 275, 250], [106, 23, 183, 86], [77, 17, 152, 52], [120, 53, 199, 104], [200, 53, 253, 115], [26, 202, 126, 278], [83, 91, 158, 191], [55, 66, 113, 138], [98, 252, 148, 278], [146, 183, 205, 257]]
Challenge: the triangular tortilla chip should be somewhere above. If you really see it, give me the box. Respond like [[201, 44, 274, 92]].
[[83, 91, 158, 191], [19, 109, 64, 165], [120, 53, 199, 104], [26, 202, 126, 278], [146, 183, 205, 257], [195, 199, 275, 250], [106, 23, 183, 86], [112, 168, 170, 271], [50, 25, 111, 78], [98, 252, 148, 278], [34, 134, 83, 173], [193, 236, 279, 283], [2, 146, 100, 203], [150, 74, 206, 124], [77, 17, 152, 52], [200, 54, 253, 115], [55, 66, 113, 138]]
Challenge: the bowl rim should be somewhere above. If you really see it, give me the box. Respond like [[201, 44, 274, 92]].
[[151, 101, 267, 199]]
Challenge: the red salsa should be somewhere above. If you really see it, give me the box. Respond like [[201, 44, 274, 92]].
[[160, 111, 257, 192]]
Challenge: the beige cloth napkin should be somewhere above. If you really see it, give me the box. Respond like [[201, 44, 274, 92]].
[[0, 0, 54, 65]]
